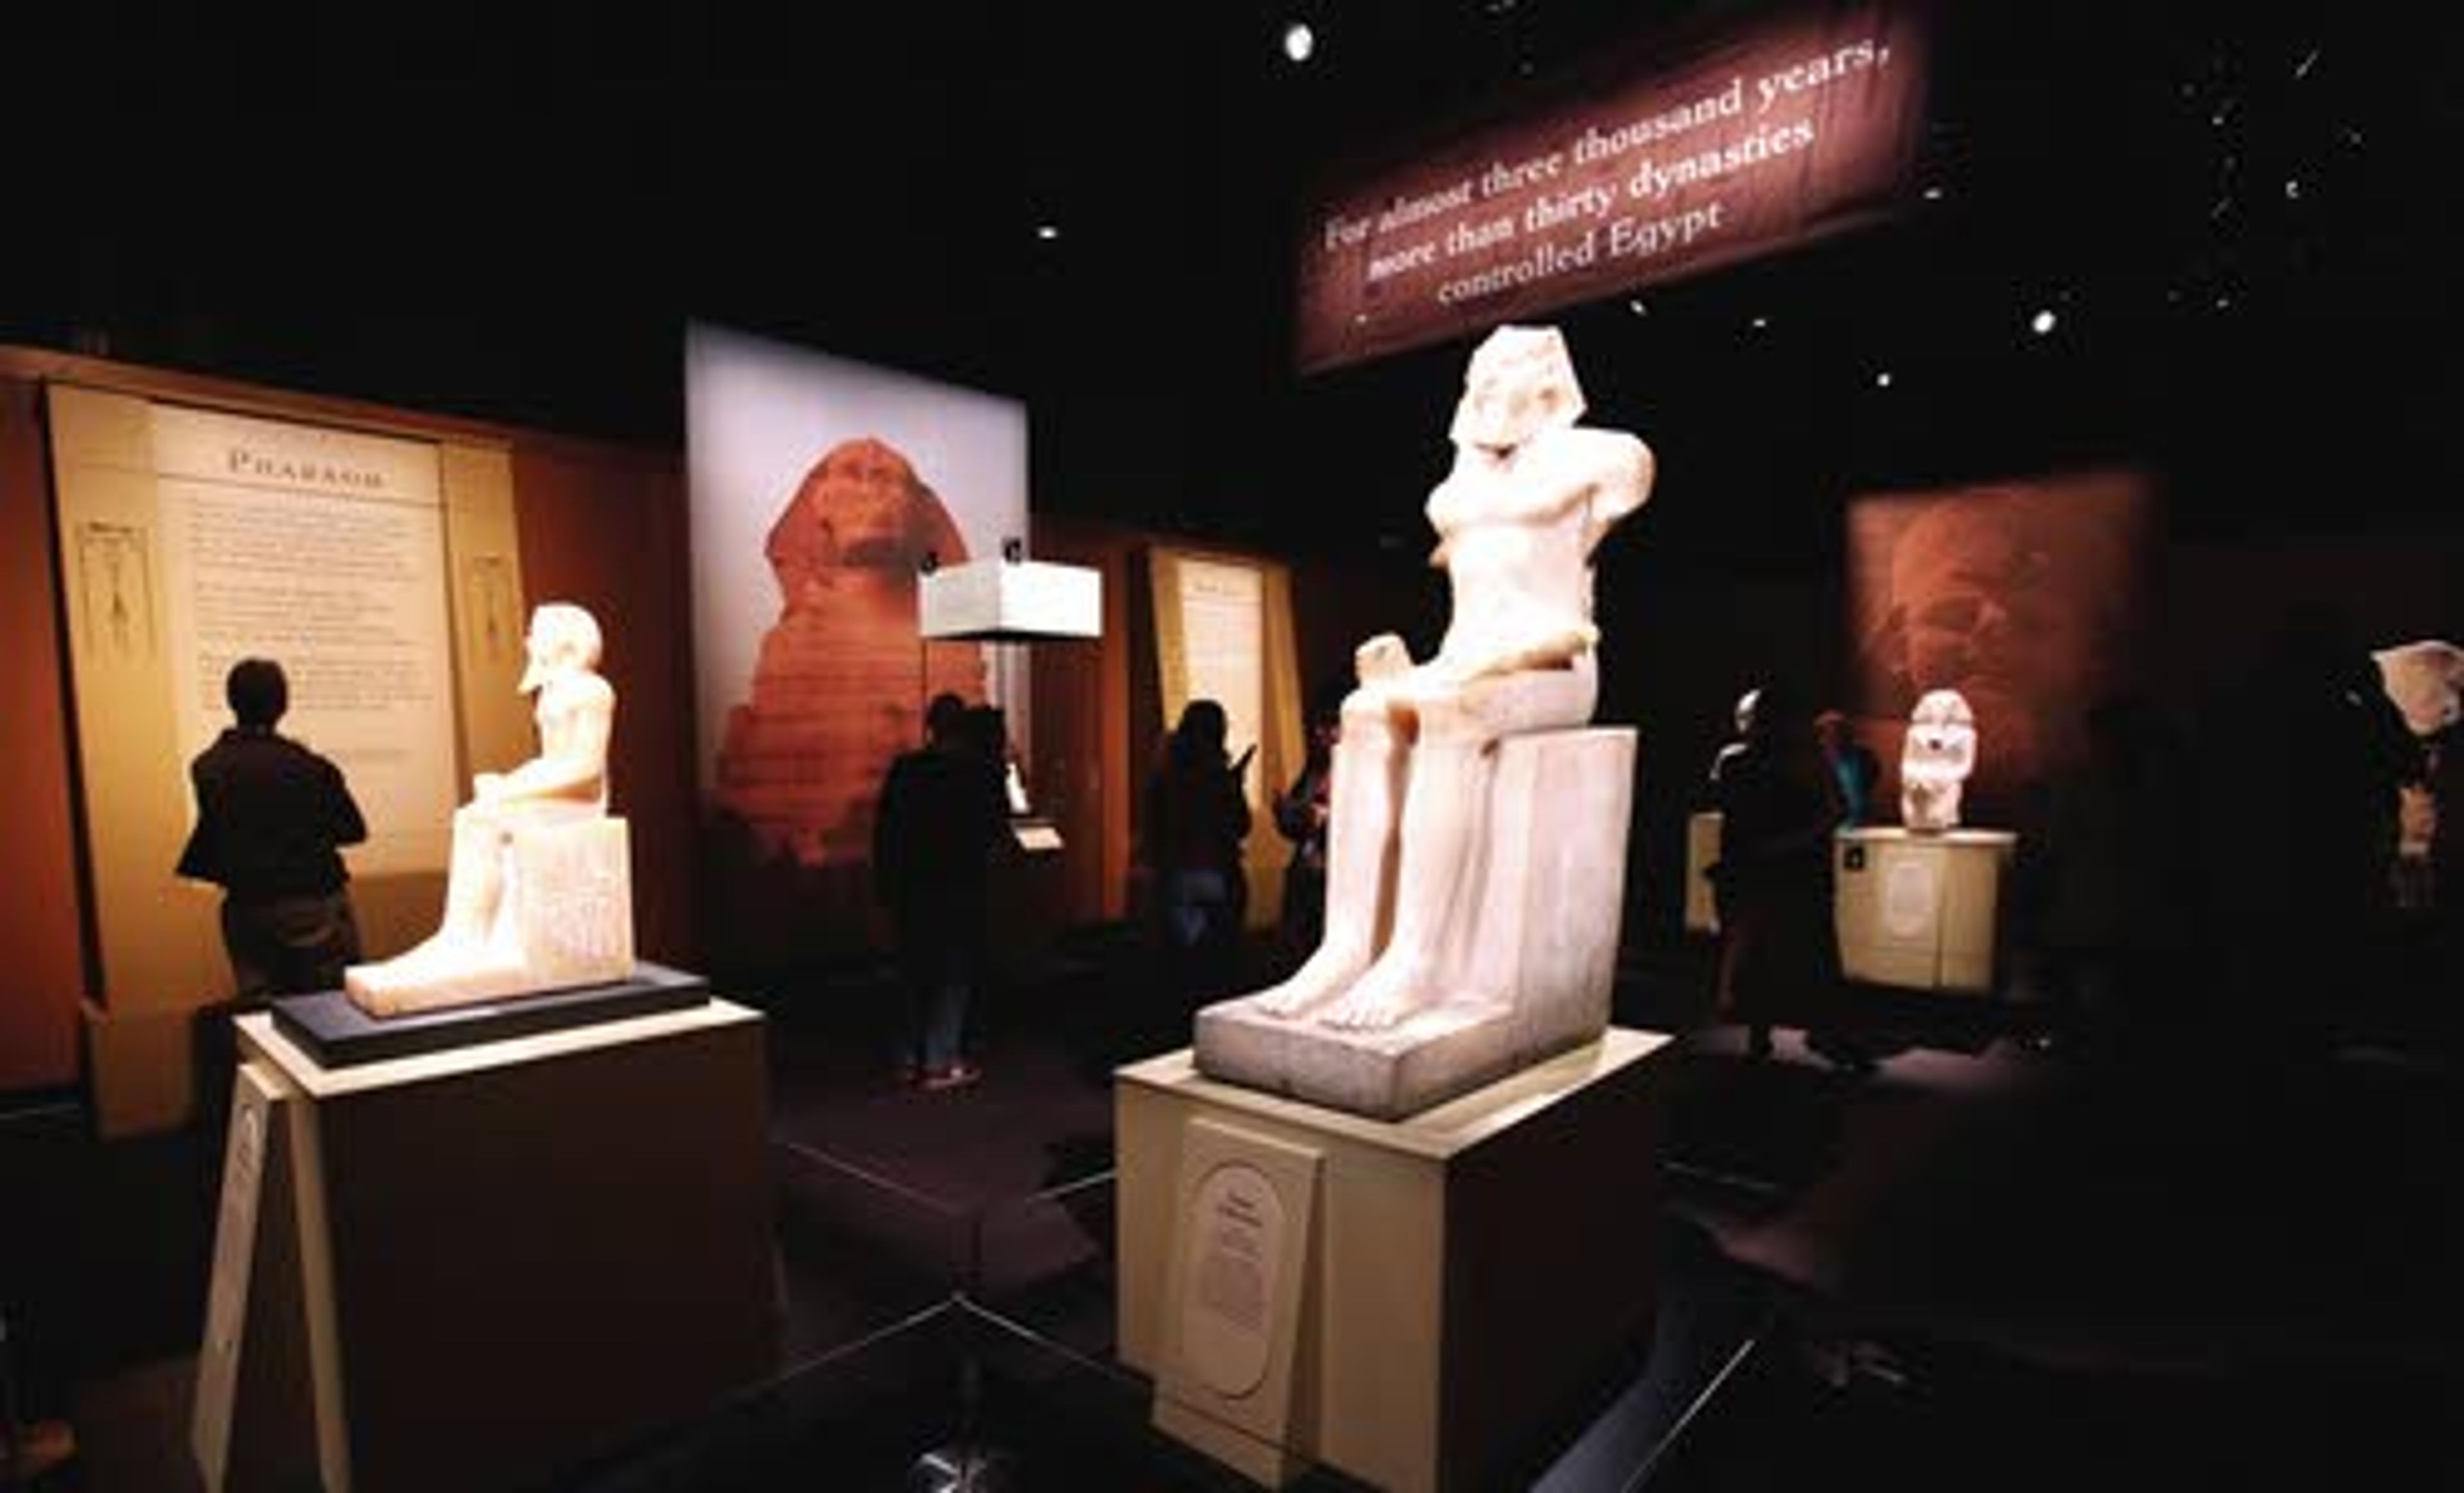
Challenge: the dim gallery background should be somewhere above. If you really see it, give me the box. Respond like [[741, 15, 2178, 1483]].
[[0, 3, 2455, 1489], [2, 1, 2458, 1105]]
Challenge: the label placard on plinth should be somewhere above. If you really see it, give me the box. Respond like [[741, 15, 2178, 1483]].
[[1154, 1119, 1322, 1487]]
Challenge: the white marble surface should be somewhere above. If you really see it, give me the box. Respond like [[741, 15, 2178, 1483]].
[[1900, 687, 1976, 832], [347, 603, 634, 1016], [1194, 326, 1650, 1118], [1197, 726, 1638, 1118]]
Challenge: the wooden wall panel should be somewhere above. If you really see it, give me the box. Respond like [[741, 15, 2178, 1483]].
[[1028, 516, 1143, 926], [0, 374, 89, 1090], [509, 443, 701, 966]]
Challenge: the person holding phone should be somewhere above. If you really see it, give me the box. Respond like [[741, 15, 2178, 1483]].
[[1142, 699, 1254, 1011]]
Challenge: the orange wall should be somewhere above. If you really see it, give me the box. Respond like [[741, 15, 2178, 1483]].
[[509, 440, 699, 963], [0, 373, 89, 1091], [0, 348, 698, 1092]]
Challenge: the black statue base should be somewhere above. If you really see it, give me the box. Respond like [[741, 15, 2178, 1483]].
[[270, 962, 710, 1069]]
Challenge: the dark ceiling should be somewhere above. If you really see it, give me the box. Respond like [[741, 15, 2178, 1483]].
[[3, 1, 2457, 565]]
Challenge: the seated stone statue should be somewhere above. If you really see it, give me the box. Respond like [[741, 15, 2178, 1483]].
[[1899, 687, 1976, 832], [346, 602, 635, 1015], [1195, 325, 1652, 1117]]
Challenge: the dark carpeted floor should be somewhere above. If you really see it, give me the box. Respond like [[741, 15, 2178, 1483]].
[[8, 928, 2459, 1490]]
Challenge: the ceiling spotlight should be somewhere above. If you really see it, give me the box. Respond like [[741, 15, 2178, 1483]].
[[1750, 314, 1769, 331], [1922, 184, 1946, 202], [1035, 223, 1061, 242], [2030, 308, 2058, 336], [2284, 177, 2304, 200], [1627, 298, 1649, 316], [1874, 370, 1894, 388], [1282, 21, 1315, 64]]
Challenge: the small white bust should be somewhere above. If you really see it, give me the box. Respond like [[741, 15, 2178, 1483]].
[[1901, 688, 1977, 832]]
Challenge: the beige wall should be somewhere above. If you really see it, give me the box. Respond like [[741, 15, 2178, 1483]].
[[0, 346, 696, 1105]]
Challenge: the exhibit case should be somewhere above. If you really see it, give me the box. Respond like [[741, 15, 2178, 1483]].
[[1833, 827, 2017, 994]]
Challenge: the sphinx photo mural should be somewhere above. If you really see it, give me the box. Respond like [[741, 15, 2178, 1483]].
[[686, 323, 1029, 962], [1847, 470, 2154, 817], [717, 437, 986, 866]]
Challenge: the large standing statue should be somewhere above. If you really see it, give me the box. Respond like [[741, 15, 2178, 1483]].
[[346, 602, 635, 1015], [1196, 325, 1652, 1116]]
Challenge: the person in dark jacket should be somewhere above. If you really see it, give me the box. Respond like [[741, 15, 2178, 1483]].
[[873, 693, 1011, 1088], [1711, 681, 1867, 1069], [1271, 685, 1343, 971], [176, 658, 368, 1000], [1144, 699, 1254, 1006]]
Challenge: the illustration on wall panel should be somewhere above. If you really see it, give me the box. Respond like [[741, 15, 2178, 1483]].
[[715, 437, 985, 867]]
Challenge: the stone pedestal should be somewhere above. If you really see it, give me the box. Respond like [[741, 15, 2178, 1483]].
[[1118, 1030, 1670, 1493], [1196, 727, 1636, 1120], [194, 998, 774, 1493], [1834, 827, 2017, 993]]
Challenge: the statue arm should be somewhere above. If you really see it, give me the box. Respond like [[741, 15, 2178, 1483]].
[[1583, 433, 1654, 552], [480, 678, 614, 805], [1431, 430, 1655, 547]]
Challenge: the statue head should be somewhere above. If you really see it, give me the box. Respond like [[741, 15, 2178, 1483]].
[[520, 602, 603, 694], [2375, 640, 2464, 738], [1450, 325, 1586, 449], [1901, 688, 1977, 830], [1903, 688, 1978, 784]]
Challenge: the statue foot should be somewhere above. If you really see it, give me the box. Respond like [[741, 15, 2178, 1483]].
[[345, 927, 525, 1014], [1317, 955, 1437, 1032], [1249, 941, 1369, 1020]]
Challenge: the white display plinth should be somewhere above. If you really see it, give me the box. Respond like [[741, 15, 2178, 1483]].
[[918, 557, 1102, 640], [1684, 809, 1722, 935], [1118, 1028, 1671, 1493], [194, 1000, 775, 1493], [1833, 827, 2017, 993]]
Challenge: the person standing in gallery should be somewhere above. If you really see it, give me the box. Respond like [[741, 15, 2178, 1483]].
[[1710, 681, 1866, 1069], [176, 658, 369, 1001], [1144, 698, 1254, 1009], [1815, 709, 1883, 828], [1271, 685, 1343, 975], [873, 692, 1011, 1089]]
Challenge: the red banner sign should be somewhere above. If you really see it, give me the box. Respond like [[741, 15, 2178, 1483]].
[[1296, 1, 1930, 373]]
